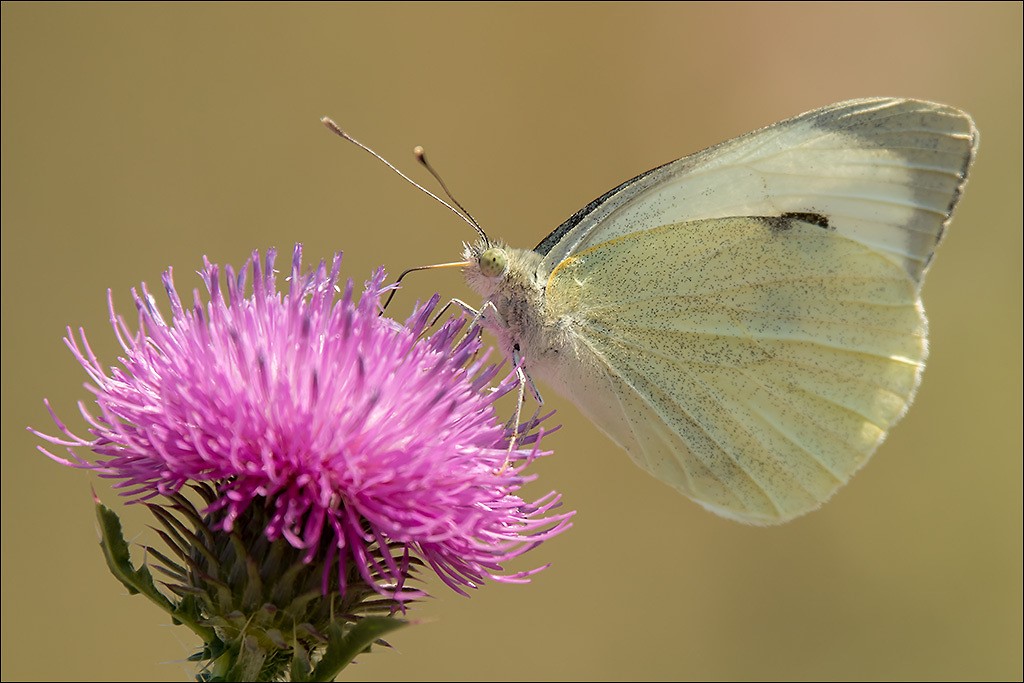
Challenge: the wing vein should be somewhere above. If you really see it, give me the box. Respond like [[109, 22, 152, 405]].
[[578, 327, 789, 515]]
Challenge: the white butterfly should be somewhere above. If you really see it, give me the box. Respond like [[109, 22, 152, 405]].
[[456, 98, 977, 524]]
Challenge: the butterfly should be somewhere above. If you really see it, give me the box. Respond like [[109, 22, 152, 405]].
[[457, 98, 977, 524], [324, 97, 977, 525]]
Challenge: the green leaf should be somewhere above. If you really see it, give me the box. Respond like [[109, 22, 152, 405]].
[[310, 617, 408, 682], [94, 497, 217, 643], [96, 500, 174, 607]]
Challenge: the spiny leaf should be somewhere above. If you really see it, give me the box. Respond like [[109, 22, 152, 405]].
[[96, 499, 174, 608], [94, 497, 217, 643]]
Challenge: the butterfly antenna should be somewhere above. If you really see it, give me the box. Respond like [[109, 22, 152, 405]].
[[414, 146, 489, 247], [321, 117, 488, 244]]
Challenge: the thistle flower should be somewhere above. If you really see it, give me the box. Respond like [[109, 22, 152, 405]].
[[32, 245, 572, 680]]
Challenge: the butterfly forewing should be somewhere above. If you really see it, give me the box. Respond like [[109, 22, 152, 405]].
[[538, 98, 977, 286]]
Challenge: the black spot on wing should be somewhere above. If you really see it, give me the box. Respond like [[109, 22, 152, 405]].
[[758, 212, 832, 233], [782, 211, 831, 228], [782, 211, 831, 229]]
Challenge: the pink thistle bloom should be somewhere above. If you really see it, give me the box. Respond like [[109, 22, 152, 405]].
[[34, 245, 572, 600]]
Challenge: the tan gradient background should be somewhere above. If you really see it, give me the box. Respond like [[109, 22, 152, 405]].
[[2, 3, 1020, 681]]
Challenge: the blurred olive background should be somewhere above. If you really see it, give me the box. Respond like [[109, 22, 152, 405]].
[[3, 3, 1020, 681]]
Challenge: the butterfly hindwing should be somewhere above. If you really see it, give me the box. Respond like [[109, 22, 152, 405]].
[[543, 216, 927, 523]]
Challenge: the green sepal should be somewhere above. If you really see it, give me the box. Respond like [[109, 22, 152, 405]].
[[308, 616, 408, 682], [226, 635, 267, 682], [289, 643, 314, 683]]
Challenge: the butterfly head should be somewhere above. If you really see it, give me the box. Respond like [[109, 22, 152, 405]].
[[477, 247, 509, 279], [462, 239, 545, 304], [462, 240, 507, 296]]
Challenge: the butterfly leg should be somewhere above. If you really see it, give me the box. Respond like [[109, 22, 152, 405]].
[[428, 297, 482, 330], [428, 298, 502, 354], [498, 342, 549, 470], [457, 300, 534, 465], [467, 301, 544, 414], [512, 343, 543, 406], [429, 299, 544, 468]]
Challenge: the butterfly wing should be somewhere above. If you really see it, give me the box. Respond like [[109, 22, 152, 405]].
[[536, 99, 976, 523], [536, 98, 977, 287]]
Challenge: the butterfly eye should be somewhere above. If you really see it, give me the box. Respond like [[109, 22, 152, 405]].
[[478, 248, 508, 279]]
